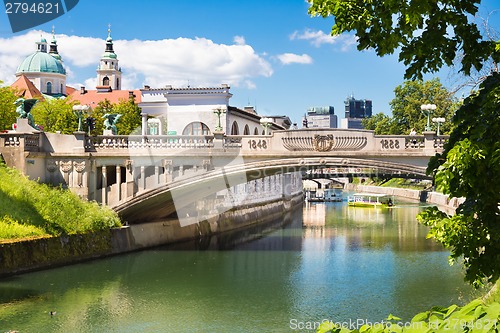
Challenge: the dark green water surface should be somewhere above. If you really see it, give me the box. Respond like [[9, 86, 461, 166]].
[[0, 201, 476, 332]]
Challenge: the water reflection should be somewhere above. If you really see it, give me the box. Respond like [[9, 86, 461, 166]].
[[0, 200, 476, 332]]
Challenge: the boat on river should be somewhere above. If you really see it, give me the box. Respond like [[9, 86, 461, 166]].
[[324, 188, 343, 202], [347, 193, 394, 208]]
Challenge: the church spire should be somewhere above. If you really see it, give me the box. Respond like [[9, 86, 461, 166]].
[[104, 24, 115, 54], [97, 25, 121, 90], [49, 26, 62, 61]]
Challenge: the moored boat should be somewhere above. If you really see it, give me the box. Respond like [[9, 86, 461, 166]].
[[347, 193, 394, 208]]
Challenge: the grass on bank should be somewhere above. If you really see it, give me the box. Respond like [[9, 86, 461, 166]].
[[355, 177, 433, 191], [0, 163, 121, 241]]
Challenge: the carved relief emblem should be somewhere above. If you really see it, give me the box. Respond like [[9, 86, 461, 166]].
[[313, 135, 335, 152], [46, 160, 58, 173]]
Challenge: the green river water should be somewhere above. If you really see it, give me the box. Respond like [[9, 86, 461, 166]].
[[0, 199, 477, 332]]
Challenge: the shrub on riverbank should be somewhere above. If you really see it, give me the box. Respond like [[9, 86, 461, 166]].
[[0, 163, 121, 240], [317, 298, 500, 333]]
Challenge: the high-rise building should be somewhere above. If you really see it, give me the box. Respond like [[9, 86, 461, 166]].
[[302, 106, 337, 128], [341, 94, 372, 129], [344, 94, 372, 119]]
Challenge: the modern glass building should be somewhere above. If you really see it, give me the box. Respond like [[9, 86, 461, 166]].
[[302, 106, 337, 128]]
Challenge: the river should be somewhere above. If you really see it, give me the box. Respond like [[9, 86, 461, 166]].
[[0, 199, 476, 332]]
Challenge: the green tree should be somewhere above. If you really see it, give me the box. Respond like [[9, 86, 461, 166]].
[[308, 0, 500, 286], [308, 0, 500, 80], [114, 95, 142, 135], [390, 78, 458, 134], [418, 73, 500, 287], [89, 99, 113, 135], [361, 112, 397, 135], [31, 98, 78, 134], [0, 84, 18, 131]]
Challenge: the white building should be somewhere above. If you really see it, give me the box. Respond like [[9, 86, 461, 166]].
[[139, 84, 290, 136], [303, 106, 337, 129]]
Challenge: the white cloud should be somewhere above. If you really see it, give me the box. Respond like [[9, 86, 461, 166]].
[[290, 28, 357, 50], [276, 53, 313, 65], [0, 30, 274, 90], [233, 36, 246, 45]]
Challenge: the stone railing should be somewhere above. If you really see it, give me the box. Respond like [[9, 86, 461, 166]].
[[282, 134, 368, 151], [0, 133, 40, 152], [85, 135, 214, 150]]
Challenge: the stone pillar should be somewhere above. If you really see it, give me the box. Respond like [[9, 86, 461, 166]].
[[102, 165, 107, 205], [141, 112, 148, 136], [163, 160, 172, 183], [140, 165, 146, 191], [116, 165, 122, 202], [155, 166, 160, 187]]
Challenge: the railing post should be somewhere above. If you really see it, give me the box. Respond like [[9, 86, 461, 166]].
[[423, 131, 437, 153], [213, 131, 224, 149]]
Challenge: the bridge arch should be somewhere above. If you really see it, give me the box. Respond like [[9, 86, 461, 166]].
[[114, 156, 429, 224]]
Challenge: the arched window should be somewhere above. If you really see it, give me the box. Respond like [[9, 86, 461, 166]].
[[244, 125, 250, 135], [182, 122, 211, 135], [254, 128, 259, 135], [147, 119, 162, 135], [116, 78, 120, 89], [46, 82, 52, 94], [231, 121, 239, 135], [60, 84, 63, 93], [103, 76, 110, 86]]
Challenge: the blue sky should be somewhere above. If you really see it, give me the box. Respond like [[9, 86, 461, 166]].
[[1, 0, 499, 125]]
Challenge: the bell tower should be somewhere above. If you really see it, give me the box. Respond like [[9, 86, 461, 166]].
[[96, 25, 121, 90]]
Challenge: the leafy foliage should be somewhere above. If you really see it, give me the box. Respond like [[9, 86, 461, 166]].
[[362, 79, 458, 135], [113, 95, 142, 135], [31, 97, 78, 134], [88, 99, 113, 135], [87, 97, 141, 135], [391, 78, 458, 134], [419, 73, 500, 287], [0, 163, 121, 239], [307, 0, 499, 79], [361, 112, 397, 135], [317, 298, 500, 333], [0, 83, 18, 131]]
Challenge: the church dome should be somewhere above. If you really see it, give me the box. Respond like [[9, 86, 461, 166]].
[[16, 51, 66, 75]]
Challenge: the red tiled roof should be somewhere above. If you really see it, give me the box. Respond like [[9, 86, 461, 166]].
[[68, 88, 142, 106], [10, 75, 42, 99], [66, 86, 77, 95]]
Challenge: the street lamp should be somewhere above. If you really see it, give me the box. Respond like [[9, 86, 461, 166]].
[[213, 107, 226, 132], [73, 104, 89, 132], [420, 104, 436, 132], [432, 117, 445, 136], [260, 117, 273, 135]]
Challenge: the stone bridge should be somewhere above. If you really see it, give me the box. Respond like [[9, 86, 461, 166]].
[[0, 125, 446, 223]]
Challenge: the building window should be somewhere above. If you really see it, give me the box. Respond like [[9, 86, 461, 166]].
[[231, 121, 239, 135], [60, 84, 63, 93], [182, 122, 210, 136], [147, 119, 162, 135], [46, 82, 52, 94], [244, 125, 250, 135], [103, 76, 110, 86], [254, 127, 259, 135]]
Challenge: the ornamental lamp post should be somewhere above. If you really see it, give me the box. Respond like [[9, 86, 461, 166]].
[[73, 104, 89, 132], [213, 106, 226, 132], [432, 117, 445, 136], [420, 104, 436, 132], [260, 117, 272, 135]]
